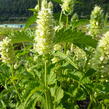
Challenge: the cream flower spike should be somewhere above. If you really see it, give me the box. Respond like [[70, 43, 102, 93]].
[[90, 6, 103, 38], [34, 0, 55, 55], [92, 31, 109, 71], [0, 37, 15, 64], [98, 31, 109, 58], [61, 0, 74, 15]]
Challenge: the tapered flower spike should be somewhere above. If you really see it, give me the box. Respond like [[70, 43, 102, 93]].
[[48, 1, 53, 10], [61, 0, 74, 15], [0, 37, 15, 64], [89, 6, 104, 38], [98, 31, 109, 59], [92, 31, 109, 71], [34, 0, 55, 55]]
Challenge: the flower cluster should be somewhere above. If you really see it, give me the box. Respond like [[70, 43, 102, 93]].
[[98, 31, 109, 60], [0, 37, 15, 64], [34, 0, 54, 55], [92, 32, 109, 72], [61, 0, 74, 15], [89, 6, 104, 38]]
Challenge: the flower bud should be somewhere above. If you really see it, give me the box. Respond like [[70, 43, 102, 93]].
[[51, 57, 60, 64], [54, 44, 62, 51]]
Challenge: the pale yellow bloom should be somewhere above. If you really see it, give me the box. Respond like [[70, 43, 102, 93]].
[[54, 44, 62, 51], [0, 37, 15, 64], [89, 6, 103, 37], [51, 57, 60, 64], [98, 31, 109, 58], [61, 0, 74, 15], [34, 0, 54, 55], [92, 31, 109, 71]]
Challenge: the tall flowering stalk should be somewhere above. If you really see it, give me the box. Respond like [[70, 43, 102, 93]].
[[34, 0, 55, 55], [89, 6, 104, 38], [0, 37, 21, 101], [34, 1, 54, 109], [0, 37, 15, 65]]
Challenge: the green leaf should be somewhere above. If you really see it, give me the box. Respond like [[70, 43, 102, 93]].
[[68, 73, 80, 81], [51, 86, 64, 104], [54, 51, 78, 69], [84, 69, 96, 77], [54, 28, 98, 48], [55, 87, 64, 103], [25, 15, 37, 29], [24, 87, 43, 107], [48, 72, 56, 85], [10, 29, 34, 43]]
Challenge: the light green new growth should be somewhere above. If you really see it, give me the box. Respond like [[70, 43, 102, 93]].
[[0, 37, 15, 64], [89, 6, 104, 38], [34, 0, 55, 55]]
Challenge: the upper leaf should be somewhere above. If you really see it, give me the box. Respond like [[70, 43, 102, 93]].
[[54, 27, 98, 48]]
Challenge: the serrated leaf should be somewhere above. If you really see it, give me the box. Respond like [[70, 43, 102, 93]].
[[10, 29, 34, 43], [50, 87, 56, 97], [54, 51, 78, 69], [25, 15, 37, 29], [55, 87, 64, 103], [48, 72, 56, 85], [84, 68, 96, 77], [24, 87, 43, 107], [54, 28, 98, 48]]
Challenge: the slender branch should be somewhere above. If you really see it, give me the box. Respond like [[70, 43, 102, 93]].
[[59, 11, 63, 25], [10, 64, 22, 102]]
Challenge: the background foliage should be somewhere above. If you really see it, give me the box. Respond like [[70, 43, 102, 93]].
[[0, 0, 109, 22]]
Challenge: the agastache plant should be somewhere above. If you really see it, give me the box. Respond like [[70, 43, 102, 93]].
[[89, 6, 104, 38], [34, 0, 55, 55], [0, 37, 15, 65]]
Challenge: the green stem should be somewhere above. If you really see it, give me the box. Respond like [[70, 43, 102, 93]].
[[87, 95, 92, 109], [44, 60, 53, 109], [10, 65, 22, 102], [44, 61, 48, 109], [66, 15, 69, 27], [59, 11, 63, 25], [44, 61, 47, 88], [38, 0, 42, 10]]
